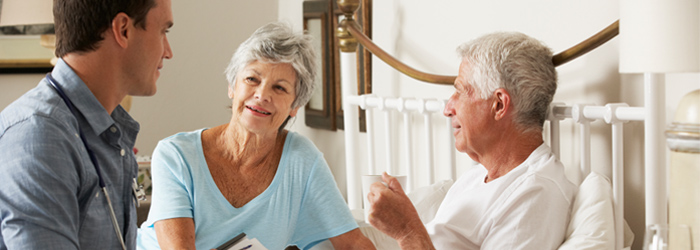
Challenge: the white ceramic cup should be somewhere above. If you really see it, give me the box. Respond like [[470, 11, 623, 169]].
[[362, 174, 407, 224]]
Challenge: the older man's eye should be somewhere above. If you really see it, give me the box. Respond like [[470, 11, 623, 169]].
[[245, 77, 259, 83]]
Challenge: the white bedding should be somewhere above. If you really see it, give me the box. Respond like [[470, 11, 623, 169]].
[[312, 173, 634, 250]]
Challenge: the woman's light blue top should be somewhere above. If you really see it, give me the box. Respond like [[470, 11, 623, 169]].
[[137, 129, 357, 250]]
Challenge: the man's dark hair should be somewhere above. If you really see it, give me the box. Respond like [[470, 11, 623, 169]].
[[53, 0, 157, 57]]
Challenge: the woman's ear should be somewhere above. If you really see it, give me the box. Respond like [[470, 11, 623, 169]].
[[227, 86, 234, 99], [289, 106, 300, 118], [111, 13, 132, 48], [492, 88, 511, 120]]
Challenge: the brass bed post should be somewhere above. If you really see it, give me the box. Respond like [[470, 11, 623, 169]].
[[336, 7, 619, 84], [343, 19, 456, 85], [336, 1, 358, 54], [337, 0, 363, 210], [552, 20, 620, 66]]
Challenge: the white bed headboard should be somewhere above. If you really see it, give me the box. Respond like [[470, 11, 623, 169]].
[[340, 81, 643, 250], [343, 95, 466, 193]]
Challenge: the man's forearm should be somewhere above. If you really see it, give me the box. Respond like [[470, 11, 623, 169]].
[[396, 226, 435, 250]]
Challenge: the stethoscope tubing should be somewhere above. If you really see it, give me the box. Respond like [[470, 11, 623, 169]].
[[45, 73, 127, 250]]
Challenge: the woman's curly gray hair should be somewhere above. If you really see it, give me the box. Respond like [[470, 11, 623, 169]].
[[225, 22, 317, 109]]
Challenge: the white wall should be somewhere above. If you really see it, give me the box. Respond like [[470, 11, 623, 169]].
[[280, 0, 700, 249], [0, 73, 45, 108], [131, 1, 278, 155]]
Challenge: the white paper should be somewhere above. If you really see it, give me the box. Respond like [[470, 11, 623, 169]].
[[222, 236, 268, 250]]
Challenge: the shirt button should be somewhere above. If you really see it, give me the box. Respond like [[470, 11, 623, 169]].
[[110, 126, 117, 133], [120, 149, 126, 156]]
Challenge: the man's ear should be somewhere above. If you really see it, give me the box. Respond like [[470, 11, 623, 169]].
[[111, 13, 132, 48], [492, 88, 511, 120]]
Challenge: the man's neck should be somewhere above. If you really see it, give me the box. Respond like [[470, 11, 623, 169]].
[[62, 52, 125, 115], [481, 129, 543, 183]]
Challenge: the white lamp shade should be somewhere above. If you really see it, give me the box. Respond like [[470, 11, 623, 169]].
[[0, 0, 53, 26], [620, 0, 700, 73]]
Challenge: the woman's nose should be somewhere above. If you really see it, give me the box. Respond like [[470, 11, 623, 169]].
[[254, 85, 271, 102]]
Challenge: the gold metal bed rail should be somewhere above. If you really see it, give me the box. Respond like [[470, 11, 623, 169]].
[[336, 0, 619, 85]]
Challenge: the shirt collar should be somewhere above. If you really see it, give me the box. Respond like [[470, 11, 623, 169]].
[[521, 142, 551, 166], [49, 58, 123, 136]]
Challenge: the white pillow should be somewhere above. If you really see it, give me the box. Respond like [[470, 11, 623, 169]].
[[408, 179, 454, 224], [558, 172, 615, 250]]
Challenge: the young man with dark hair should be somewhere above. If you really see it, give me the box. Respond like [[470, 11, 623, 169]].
[[0, 0, 173, 248]]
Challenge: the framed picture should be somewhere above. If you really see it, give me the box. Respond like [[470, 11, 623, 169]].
[[303, 0, 371, 131], [0, 24, 55, 74], [303, 0, 336, 130]]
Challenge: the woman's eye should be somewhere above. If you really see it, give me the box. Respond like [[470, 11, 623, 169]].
[[245, 77, 258, 83], [275, 86, 287, 92]]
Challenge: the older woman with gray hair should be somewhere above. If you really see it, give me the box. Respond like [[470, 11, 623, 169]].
[[137, 22, 374, 250]]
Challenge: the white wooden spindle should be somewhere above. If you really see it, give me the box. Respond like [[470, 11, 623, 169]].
[[383, 107, 393, 174], [402, 107, 414, 192], [605, 103, 627, 250], [340, 52, 360, 210], [366, 107, 375, 175]]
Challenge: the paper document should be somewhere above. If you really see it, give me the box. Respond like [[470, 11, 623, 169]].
[[216, 233, 268, 250]]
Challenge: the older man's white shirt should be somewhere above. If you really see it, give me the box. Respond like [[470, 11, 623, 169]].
[[426, 144, 577, 250]]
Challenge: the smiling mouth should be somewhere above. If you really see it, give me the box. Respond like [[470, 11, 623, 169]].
[[247, 106, 271, 115]]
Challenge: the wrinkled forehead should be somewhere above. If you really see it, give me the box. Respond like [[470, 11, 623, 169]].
[[456, 60, 474, 85]]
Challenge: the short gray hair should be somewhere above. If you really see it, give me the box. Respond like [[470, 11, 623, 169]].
[[225, 22, 317, 109], [457, 32, 557, 132]]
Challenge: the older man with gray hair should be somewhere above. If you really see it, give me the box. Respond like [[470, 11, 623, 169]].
[[367, 32, 577, 249]]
